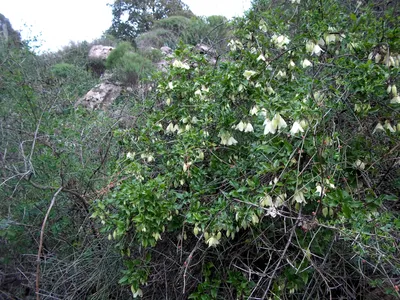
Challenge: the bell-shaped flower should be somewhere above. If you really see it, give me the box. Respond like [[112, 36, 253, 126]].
[[206, 235, 220, 247], [168, 82, 174, 90], [315, 184, 325, 197], [166, 122, 175, 133], [260, 194, 273, 207], [244, 122, 254, 133], [272, 113, 287, 131], [373, 122, 384, 133], [275, 194, 286, 207], [271, 34, 290, 49], [266, 86, 275, 95], [353, 159, 366, 170], [290, 121, 305, 135], [276, 70, 287, 79], [219, 131, 238, 146], [235, 121, 246, 131], [243, 70, 257, 80], [302, 59, 313, 68], [384, 120, 396, 132], [288, 60, 296, 69], [172, 60, 190, 69], [263, 118, 276, 135], [126, 152, 135, 160], [257, 54, 266, 61], [293, 191, 306, 204], [311, 44, 324, 56], [249, 106, 259, 115], [131, 287, 143, 298], [391, 96, 400, 104], [306, 40, 315, 53], [267, 207, 277, 218]]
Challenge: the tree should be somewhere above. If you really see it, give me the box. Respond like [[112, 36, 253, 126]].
[[107, 0, 194, 42]]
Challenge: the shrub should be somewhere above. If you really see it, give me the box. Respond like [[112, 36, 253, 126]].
[[135, 28, 177, 49], [94, 0, 400, 298], [153, 15, 191, 35]]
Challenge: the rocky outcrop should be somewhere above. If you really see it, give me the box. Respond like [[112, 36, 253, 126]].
[[0, 14, 22, 47], [88, 45, 114, 61], [75, 82, 121, 110], [160, 46, 172, 55]]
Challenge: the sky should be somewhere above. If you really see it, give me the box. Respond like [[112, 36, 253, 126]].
[[1, 0, 252, 53]]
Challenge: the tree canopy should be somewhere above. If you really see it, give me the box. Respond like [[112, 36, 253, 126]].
[[107, 0, 194, 42]]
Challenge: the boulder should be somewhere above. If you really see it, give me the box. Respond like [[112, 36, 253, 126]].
[[75, 82, 121, 110], [88, 45, 114, 61], [160, 46, 172, 55]]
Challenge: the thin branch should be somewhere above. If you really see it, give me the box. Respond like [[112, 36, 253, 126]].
[[36, 186, 63, 300]]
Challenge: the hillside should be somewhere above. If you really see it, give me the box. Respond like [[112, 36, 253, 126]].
[[0, 0, 399, 299]]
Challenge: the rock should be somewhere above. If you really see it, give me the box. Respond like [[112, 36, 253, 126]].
[[156, 59, 169, 72], [75, 82, 121, 110], [0, 13, 22, 47], [160, 46, 172, 55], [88, 45, 114, 61]]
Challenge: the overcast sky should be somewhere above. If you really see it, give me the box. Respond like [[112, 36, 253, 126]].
[[2, 0, 252, 53]]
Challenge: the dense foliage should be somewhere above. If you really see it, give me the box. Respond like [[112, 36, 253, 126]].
[[1, 0, 399, 299], [107, 0, 194, 42], [93, 0, 400, 298]]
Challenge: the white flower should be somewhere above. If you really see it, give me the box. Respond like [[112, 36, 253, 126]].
[[293, 191, 306, 204], [219, 131, 238, 146], [288, 60, 296, 69], [263, 114, 287, 135], [183, 162, 192, 172], [126, 152, 135, 160], [235, 121, 246, 131], [257, 54, 266, 61], [131, 287, 143, 298], [266, 86, 275, 95], [290, 0, 300, 3], [172, 59, 190, 69], [276, 70, 287, 79], [391, 96, 400, 104], [325, 33, 337, 44], [272, 113, 287, 130], [267, 207, 277, 218], [373, 122, 384, 133], [228, 39, 243, 51], [243, 70, 257, 80], [316, 184, 324, 197], [290, 121, 305, 135], [271, 34, 290, 49], [311, 44, 324, 56], [384, 120, 396, 132], [375, 53, 382, 63], [249, 106, 259, 115], [260, 194, 273, 207], [302, 59, 313, 68], [166, 122, 174, 133], [166, 98, 171, 105], [194, 89, 202, 96], [168, 82, 174, 90], [206, 236, 219, 247], [353, 159, 366, 170], [244, 122, 254, 133], [275, 194, 286, 207], [263, 119, 276, 135], [306, 40, 315, 53]]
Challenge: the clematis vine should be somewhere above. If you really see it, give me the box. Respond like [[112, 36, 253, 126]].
[[218, 131, 238, 146], [271, 34, 290, 49], [172, 60, 190, 69], [263, 113, 287, 134], [290, 121, 305, 135], [243, 70, 257, 80], [302, 59, 313, 68]]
